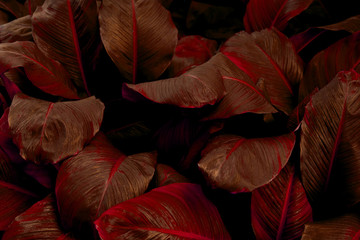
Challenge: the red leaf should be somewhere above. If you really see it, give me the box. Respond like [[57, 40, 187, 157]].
[[154, 164, 189, 187], [2, 195, 72, 239], [24, 0, 45, 15], [123, 53, 226, 108], [300, 70, 360, 206], [198, 132, 295, 193], [299, 32, 360, 102], [0, 15, 32, 43], [252, 164, 313, 240], [9, 93, 104, 164], [221, 28, 303, 115], [0, 0, 26, 19], [95, 183, 231, 240], [244, 0, 314, 32], [32, 0, 99, 96], [0, 41, 79, 99], [56, 133, 157, 235], [301, 214, 360, 240], [99, 0, 178, 83], [168, 35, 218, 77]]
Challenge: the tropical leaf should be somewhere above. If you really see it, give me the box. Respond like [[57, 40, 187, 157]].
[[123, 53, 226, 108], [56, 133, 157, 236], [300, 70, 360, 207], [221, 28, 303, 115], [32, 0, 99, 96], [99, 0, 178, 83], [301, 214, 360, 240], [0, 15, 32, 43], [24, 0, 45, 15], [244, 0, 314, 32], [9, 93, 104, 164], [198, 132, 295, 193], [95, 183, 231, 240], [154, 164, 189, 187], [0, 41, 79, 99], [252, 164, 313, 240], [299, 31, 360, 101], [0, 0, 26, 19]]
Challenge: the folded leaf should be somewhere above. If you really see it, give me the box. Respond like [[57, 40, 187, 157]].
[[0, 41, 79, 99], [244, 0, 314, 32], [123, 53, 226, 108], [99, 0, 178, 83], [32, 0, 99, 95], [95, 183, 231, 240], [301, 214, 360, 240], [221, 28, 302, 115], [56, 133, 157, 235], [154, 164, 189, 187], [167, 35, 218, 77], [204, 53, 277, 120], [9, 93, 104, 164], [2, 195, 70, 239], [252, 164, 313, 240], [299, 32, 360, 101], [300, 71, 360, 206], [198, 132, 295, 193], [0, 15, 32, 43]]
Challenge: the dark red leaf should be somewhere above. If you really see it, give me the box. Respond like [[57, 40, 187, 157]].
[[154, 164, 189, 187], [252, 164, 313, 240], [300, 70, 360, 207], [99, 0, 178, 83], [123, 53, 226, 108], [0, 71, 21, 100], [9, 93, 104, 164], [221, 28, 303, 115], [32, 0, 99, 96], [95, 183, 231, 239], [299, 32, 360, 102], [0, 41, 79, 99], [301, 214, 360, 240], [198, 132, 295, 193], [56, 133, 157, 235], [244, 0, 314, 32], [167, 35, 218, 77], [0, 0, 26, 19], [24, 0, 45, 15], [0, 15, 32, 43]]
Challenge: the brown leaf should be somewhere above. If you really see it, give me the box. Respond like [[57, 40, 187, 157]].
[[0, 15, 32, 43]]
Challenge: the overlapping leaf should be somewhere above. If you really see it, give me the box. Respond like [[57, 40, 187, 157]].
[[99, 0, 178, 83], [56, 133, 157, 235], [300, 70, 360, 206], [123, 53, 226, 108], [154, 164, 189, 187], [32, 0, 99, 95], [0, 41, 79, 99], [221, 28, 303, 115], [9, 93, 104, 164], [252, 164, 313, 240], [244, 0, 314, 32], [0, 15, 32, 43], [0, 0, 26, 19], [198, 132, 295, 193], [95, 183, 231, 240]]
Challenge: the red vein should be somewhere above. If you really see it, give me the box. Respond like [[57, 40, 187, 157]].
[[223, 76, 265, 97], [131, 0, 138, 84], [352, 229, 360, 240], [96, 155, 127, 218], [66, 0, 90, 96], [38, 103, 54, 148], [271, 0, 289, 28], [294, 30, 325, 53], [0, 180, 39, 198], [276, 170, 294, 240], [28, 0, 32, 15], [0, 3, 18, 18]]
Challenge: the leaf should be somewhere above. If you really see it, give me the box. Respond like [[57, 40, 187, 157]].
[[123, 53, 226, 108], [301, 214, 360, 240], [198, 132, 295, 193], [204, 53, 277, 120], [244, 0, 314, 32], [32, 0, 99, 96], [24, 0, 45, 15], [0, 15, 32, 43], [154, 164, 189, 187], [252, 164, 313, 240], [221, 28, 303, 115], [0, 0, 26, 19], [2, 195, 71, 239], [299, 32, 360, 102], [0, 41, 79, 99], [167, 35, 218, 77], [99, 0, 178, 83], [300, 70, 360, 207], [9, 93, 104, 164], [56, 132, 157, 236], [95, 183, 231, 240]]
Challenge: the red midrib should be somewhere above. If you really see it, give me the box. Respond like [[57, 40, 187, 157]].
[[0, 2, 18, 18], [0, 180, 38, 198], [271, 0, 289, 27], [223, 76, 266, 98], [131, 0, 138, 84]]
